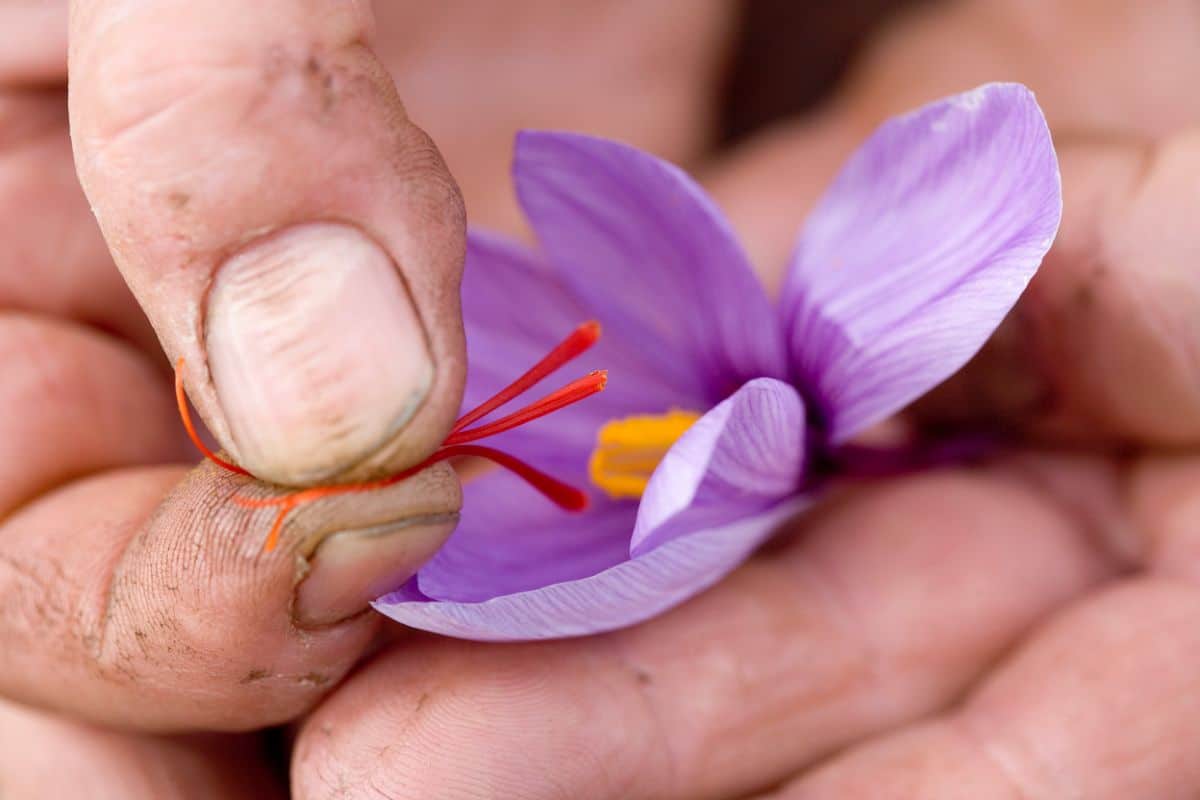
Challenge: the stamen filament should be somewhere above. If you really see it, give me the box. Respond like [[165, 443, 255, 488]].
[[443, 371, 607, 446], [450, 320, 600, 434]]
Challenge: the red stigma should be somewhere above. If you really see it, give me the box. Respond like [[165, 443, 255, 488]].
[[175, 321, 606, 552]]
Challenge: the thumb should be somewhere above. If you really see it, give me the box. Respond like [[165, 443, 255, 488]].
[[68, 0, 465, 485]]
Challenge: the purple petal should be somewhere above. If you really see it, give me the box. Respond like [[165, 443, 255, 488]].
[[514, 131, 788, 403], [460, 230, 702, 458], [632, 378, 806, 555], [372, 379, 807, 642], [781, 83, 1062, 443], [415, 471, 637, 602], [373, 500, 805, 642]]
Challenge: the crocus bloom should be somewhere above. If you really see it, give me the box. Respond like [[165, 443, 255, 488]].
[[373, 82, 1062, 641]]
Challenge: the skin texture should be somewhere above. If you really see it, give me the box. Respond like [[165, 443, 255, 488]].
[[1, 0, 1199, 797]]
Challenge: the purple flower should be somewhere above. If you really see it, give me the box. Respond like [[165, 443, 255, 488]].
[[373, 83, 1062, 641]]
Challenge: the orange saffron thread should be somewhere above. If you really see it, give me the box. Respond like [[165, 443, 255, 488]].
[[175, 358, 251, 477], [175, 323, 606, 552]]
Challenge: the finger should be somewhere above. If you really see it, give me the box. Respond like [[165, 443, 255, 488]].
[[914, 131, 1200, 446], [1, 0, 156, 352], [0, 89, 157, 351], [1129, 454, 1200, 580], [0, 695, 282, 799], [0, 312, 183, 514], [292, 468, 1114, 800], [759, 455, 1200, 799], [0, 1, 66, 86], [69, 0, 467, 485], [772, 581, 1200, 799], [0, 315, 460, 731]]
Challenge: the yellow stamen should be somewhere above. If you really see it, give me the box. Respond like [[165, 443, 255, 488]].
[[588, 409, 702, 499]]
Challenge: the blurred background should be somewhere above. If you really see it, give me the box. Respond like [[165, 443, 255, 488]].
[[722, 0, 925, 142]]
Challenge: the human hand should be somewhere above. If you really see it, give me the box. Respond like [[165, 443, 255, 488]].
[[1, 0, 475, 739], [288, 2, 1200, 798], [6, 1, 1198, 797], [0, 0, 730, 794]]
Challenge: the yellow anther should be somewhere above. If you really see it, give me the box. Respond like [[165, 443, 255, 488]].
[[588, 409, 702, 499]]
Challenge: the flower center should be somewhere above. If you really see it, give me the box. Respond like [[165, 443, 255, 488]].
[[588, 409, 702, 499]]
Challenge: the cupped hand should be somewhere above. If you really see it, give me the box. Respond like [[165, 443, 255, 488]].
[[288, 2, 1200, 799], [4, 1, 1199, 798]]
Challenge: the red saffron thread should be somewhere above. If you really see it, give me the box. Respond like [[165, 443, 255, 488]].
[[450, 320, 601, 434], [174, 363, 251, 477], [443, 371, 607, 446], [175, 322, 605, 553]]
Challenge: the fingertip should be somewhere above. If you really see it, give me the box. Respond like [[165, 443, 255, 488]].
[[68, 1, 468, 484], [205, 223, 439, 485]]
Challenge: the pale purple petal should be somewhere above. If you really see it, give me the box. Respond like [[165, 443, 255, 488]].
[[515, 130, 788, 403], [781, 83, 1062, 443], [632, 378, 806, 556], [373, 500, 805, 641], [373, 379, 807, 642], [414, 469, 636, 602], [461, 230, 702, 457]]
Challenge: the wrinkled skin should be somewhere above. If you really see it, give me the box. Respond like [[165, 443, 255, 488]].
[[2, 1, 1200, 798]]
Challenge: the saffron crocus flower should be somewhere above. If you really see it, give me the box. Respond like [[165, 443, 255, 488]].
[[373, 82, 1062, 641]]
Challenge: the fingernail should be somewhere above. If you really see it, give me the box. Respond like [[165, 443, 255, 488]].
[[294, 514, 458, 628], [206, 223, 433, 485]]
